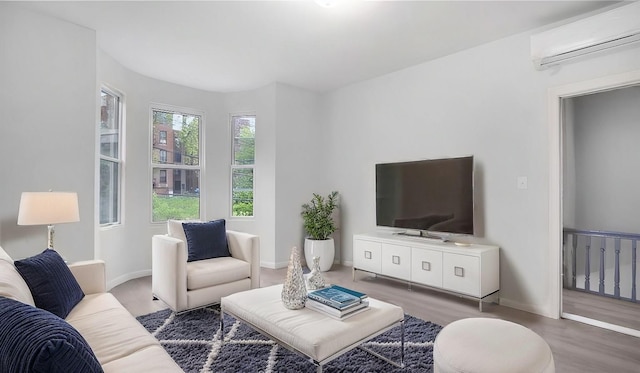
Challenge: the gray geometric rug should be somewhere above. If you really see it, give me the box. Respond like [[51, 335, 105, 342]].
[[136, 305, 442, 372]]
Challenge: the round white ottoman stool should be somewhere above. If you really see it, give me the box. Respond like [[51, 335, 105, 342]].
[[433, 318, 555, 373]]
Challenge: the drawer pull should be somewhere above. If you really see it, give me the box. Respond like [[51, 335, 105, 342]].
[[392, 255, 401, 265], [454, 266, 465, 277], [422, 261, 431, 271], [364, 251, 372, 259]]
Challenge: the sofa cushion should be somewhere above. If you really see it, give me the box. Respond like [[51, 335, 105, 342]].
[[187, 256, 251, 290], [66, 293, 161, 365], [14, 249, 84, 319], [183, 219, 230, 262], [101, 345, 182, 373], [0, 259, 35, 306], [0, 296, 103, 373]]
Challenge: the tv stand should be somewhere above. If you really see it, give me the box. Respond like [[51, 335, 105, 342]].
[[353, 232, 499, 311]]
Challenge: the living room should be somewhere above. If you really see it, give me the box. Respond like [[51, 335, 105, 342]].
[[1, 1, 640, 372]]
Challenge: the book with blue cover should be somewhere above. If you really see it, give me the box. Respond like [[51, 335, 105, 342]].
[[306, 298, 370, 320], [329, 285, 368, 300], [307, 286, 361, 309]]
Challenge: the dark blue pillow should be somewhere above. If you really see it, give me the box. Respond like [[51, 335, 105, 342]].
[[183, 219, 230, 262], [0, 297, 103, 373], [14, 249, 84, 319]]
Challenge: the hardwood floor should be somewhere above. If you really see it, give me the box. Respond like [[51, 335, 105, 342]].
[[563, 288, 640, 331], [111, 265, 640, 373]]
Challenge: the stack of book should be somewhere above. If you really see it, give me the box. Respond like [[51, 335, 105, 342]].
[[306, 285, 369, 320]]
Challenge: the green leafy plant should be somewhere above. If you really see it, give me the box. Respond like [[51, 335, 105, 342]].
[[301, 191, 339, 240]]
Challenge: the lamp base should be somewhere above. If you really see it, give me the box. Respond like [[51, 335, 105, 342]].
[[47, 224, 55, 249]]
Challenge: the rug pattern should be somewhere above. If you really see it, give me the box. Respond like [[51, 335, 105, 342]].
[[136, 305, 441, 373]]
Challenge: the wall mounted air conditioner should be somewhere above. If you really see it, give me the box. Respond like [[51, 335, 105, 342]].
[[531, 2, 640, 69]]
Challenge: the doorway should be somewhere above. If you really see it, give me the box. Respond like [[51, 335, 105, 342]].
[[548, 70, 640, 338]]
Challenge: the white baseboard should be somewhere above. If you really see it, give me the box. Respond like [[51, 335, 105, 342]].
[[342, 260, 353, 267], [260, 260, 289, 269], [562, 312, 640, 338], [107, 269, 151, 291], [499, 297, 555, 319]]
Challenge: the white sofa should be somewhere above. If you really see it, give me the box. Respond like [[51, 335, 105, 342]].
[[0, 246, 182, 372], [152, 220, 261, 313]]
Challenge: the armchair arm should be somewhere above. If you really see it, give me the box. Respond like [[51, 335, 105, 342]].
[[68, 260, 106, 295], [152, 234, 188, 312], [227, 230, 260, 289]]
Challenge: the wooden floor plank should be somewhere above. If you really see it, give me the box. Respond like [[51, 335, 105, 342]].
[[563, 288, 640, 331], [112, 265, 640, 373]]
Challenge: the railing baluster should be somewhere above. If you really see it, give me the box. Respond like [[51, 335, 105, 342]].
[[614, 238, 621, 298], [599, 237, 606, 295], [632, 240, 637, 302], [585, 236, 591, 291], [564, 228, 640, 303], [571, 233, 577, 288]]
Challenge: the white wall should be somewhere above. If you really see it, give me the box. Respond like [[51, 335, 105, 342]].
[[99, 55, 325, 284], [572, 86, 640, 232], [98, 50, 230, 286], [563, 86, 640, 298], [274, 84, 325, 266], [0, 4, 96, 262], [322, 29, 640, 315], [224, 83, 326, 268], [224, 85, 278, 268]]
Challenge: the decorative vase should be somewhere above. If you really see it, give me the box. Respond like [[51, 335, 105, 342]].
[[281, 246, 307, 310], [306, 256, 326, 290], [304, 238, 335, 272]]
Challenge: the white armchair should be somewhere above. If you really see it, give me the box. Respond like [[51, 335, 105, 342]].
[[151, 220, 260, 313]]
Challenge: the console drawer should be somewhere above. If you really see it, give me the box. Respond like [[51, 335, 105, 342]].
[[442, 253, 480, 297], [353, 238, 382, 273]]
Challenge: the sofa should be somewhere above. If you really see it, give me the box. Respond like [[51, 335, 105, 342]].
[[0, 245, 181, 372], [152, 219, 260, 313]]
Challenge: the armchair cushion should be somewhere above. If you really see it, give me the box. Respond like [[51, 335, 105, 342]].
[[14, 249, 84, 319], [187, 256, 251, 291], [183, 220, 230, 262]]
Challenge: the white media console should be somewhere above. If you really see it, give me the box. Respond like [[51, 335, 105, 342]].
[[353, 232, 500, 311]]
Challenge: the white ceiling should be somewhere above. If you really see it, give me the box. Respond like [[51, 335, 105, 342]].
[[19, 1, 618, 93]]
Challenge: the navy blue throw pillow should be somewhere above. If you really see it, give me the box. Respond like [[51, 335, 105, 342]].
[[183, 219, 230, 262], [0, 297, 103, 373], [14, 249, 84, 319]]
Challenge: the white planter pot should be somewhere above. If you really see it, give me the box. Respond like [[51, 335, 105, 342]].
[[304, 238, 335, 272]]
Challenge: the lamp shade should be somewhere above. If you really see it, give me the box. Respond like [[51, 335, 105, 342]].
[[17, 192, 80, 226]]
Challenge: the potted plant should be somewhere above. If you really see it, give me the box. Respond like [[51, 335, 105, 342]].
[[301, 191, 338, 271]]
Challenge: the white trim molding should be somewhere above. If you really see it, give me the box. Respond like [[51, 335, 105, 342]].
[[548, 69, 640, 322]]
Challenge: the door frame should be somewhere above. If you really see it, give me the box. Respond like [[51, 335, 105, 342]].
[[548, 69, 640, 336]]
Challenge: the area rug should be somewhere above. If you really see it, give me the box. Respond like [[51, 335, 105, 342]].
[[136, 305, 442, 372]]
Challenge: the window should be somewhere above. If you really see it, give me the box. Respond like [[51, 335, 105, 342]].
[[99, 88, 122, 225], [151, 107, 202, 222], [231, 115, 255, 217]]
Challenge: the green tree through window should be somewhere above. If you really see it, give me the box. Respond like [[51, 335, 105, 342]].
[[231, 115, 255, 217]]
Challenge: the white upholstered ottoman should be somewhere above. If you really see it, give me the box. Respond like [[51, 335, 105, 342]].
[[221, 285, 405, 372], [434, 318, 555, 373]]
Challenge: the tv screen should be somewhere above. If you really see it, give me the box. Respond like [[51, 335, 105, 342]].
[[376, 156, 474, 236]]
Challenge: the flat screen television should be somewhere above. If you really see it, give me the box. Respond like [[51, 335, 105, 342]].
[[376, 156, 474, 238]]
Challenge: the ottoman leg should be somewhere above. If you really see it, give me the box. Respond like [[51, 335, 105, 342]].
[[219, 309, 225, 346]]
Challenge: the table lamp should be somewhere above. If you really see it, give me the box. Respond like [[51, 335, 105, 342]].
[[17, 191, 80, 249]]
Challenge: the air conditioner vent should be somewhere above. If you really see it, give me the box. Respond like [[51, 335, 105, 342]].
[[531, 2, 640, 69]]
